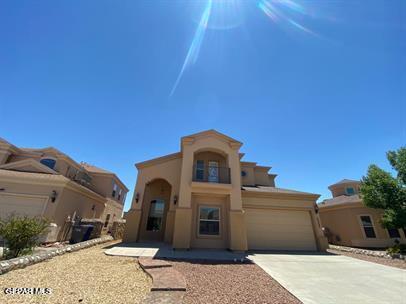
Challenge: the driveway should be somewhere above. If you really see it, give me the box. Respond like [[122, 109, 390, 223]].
[[249, 252, 406, 304]]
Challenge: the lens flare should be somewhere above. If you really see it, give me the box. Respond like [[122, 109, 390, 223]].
[[257, 0, 318, 36], [170, 0, 325, 96], [170, 0, 213, 96]]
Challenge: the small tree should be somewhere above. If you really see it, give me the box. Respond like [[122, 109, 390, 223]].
[[0, 215, 49, 259], [360, 147, 406, 229]]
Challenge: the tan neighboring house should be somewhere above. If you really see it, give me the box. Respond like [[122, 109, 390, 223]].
[[319, 179, 406, 248], [0, 138, 128, 242], [124, 130, 327, 252]]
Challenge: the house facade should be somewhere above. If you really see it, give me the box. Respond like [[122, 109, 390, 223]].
[[319, 179, 406, 248], [0, 138, 128, 242], [124, 130, 327, 251]]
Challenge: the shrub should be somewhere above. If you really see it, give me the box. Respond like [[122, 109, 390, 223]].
[[0, 215, 49, 259], [386, 244, 406, 255]]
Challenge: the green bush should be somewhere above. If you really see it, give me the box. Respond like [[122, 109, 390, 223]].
[[0, 215, 49, 259], [387, 244, 406, 255]]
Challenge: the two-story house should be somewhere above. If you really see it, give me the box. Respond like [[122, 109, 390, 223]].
[[124, 130, 327, 251], [0, 137, 128, 241], [319, 179, 406, 248]]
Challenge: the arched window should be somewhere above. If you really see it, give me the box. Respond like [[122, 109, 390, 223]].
[[40, 158, 56, 169]]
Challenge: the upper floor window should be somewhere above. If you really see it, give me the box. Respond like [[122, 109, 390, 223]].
[[196, 160, 205, 181], [118, 189, 122, 200], [112, 183, 117, 198], [40, 158, 56, 169], [345, 187, 355, 195], [241, 170, 247, 177]]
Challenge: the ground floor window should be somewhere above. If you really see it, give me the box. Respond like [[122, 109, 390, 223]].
[[146, 199, 165, 231], [360, 215, 376, 238], [199, 206, 220, 235], [387, 228, 401, 238]]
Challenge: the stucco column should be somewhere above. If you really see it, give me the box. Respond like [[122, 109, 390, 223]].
[[172, 141, 194, 249], [310, 210, 328, 251], [228, 146, 248, 251]]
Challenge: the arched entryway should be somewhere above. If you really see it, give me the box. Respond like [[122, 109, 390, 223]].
[[138, 179, 171, 242]]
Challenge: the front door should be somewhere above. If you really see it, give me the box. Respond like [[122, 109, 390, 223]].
[[139, 199, 167, 242], [208, 161, 219, 182]]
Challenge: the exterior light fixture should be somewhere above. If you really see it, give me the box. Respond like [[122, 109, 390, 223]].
[[91, 204, 95, 211], [173, 195, 178, 205], [135, 192, 140, 203], [0, 188, 5, 191], [51, 190, 58, 203]]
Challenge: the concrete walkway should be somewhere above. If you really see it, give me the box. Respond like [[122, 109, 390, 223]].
[[104, 242, 247, 261], [249, 252, 406, 304]]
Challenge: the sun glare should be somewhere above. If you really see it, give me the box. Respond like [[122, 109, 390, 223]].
[[170, 0, 321, 96]]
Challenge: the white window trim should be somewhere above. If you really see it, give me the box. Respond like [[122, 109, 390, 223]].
[[358, 214, 377, 239], [197, 205, 221, 238]]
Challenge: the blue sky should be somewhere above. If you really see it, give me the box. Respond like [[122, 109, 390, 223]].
[[0, 0, 405, 211]]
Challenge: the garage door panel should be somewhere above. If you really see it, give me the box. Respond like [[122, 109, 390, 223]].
[[245, 208, 317, 251], [0, 193, 47, 219]]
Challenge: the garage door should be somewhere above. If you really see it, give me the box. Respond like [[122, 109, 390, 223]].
[[245, 208, 317, 251], [0, 193, 48, 219]]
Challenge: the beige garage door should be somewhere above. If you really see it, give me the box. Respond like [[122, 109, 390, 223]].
[[245, 208, 317, 251], [0, 193, 48, 219]]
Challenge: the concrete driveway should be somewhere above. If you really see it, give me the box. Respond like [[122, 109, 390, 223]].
[[249, 252, 406, 304]]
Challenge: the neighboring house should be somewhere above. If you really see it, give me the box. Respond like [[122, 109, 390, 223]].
[[0, 138, 128, 241], [124, 130, 327, 251], [319, 179, 406, 248]]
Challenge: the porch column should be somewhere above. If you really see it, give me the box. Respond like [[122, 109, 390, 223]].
[[172, 140, 194, 249], [228, 145, 248, 251]]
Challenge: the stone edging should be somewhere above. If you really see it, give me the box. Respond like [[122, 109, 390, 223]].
[[329, 244, 406, 260], [0, 235, 114, 275]]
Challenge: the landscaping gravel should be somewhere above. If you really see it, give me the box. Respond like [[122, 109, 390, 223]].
[[0, 241, 151, 304], [328, 249, 406, 270], [171, 260, 301, 304]]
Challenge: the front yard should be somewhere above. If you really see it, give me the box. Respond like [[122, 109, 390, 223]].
[[0, 241, 151, 304], [171, 260, 301, 304]]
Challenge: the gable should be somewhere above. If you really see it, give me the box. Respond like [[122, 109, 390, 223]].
[[0, 159, 57, 174]]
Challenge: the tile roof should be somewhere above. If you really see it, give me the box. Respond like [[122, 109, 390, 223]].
[[329, 179, 360, 187], [319, 194, 362, 207], [242, 186, 319, 196], [80, 162, 113, 174]]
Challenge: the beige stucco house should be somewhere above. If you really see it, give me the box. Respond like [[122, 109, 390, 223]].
[[0, 138, 128, 242], [124, 130, 327, 252], [319, 179, 406, 248]]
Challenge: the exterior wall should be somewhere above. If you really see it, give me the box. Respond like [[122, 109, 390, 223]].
[[253, 168, 272, 186], [241, 164, 255, 186], [190, 194, 229, 249], [53, 185, 104, 228], [319, 203, 406, 248], [101, 199, 124, 231], [330, 182, 360, 197], [194, 151, 227, 168]]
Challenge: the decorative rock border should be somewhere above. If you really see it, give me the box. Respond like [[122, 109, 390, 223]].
[[329, 244, 406, 260], [0, 235, 113, 275], [138, 257, 186, 304]]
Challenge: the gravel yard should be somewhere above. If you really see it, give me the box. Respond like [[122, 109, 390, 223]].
[[171, 260, 301, 304], [0, 241, 151, 304], [328, 249, 406, 270]]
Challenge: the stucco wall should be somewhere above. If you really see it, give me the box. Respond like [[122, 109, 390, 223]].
[[319, 204, 406, 248]]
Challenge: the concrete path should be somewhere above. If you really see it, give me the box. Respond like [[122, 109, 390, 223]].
[[249, 252, 406, 304], [105, 242, 247, 261]]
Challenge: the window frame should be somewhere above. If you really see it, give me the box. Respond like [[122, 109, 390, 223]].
[[386, 228, 401, 239], [112, 183, 118, 198], [195, 160, 205, 181], [345, 187, 355, 195], [197, 205, 221, 238], [358, 214, 377, 239], [40, 157, 57, 170]]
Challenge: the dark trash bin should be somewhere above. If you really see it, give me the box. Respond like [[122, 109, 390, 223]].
[[69, 225, 94, 244]]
